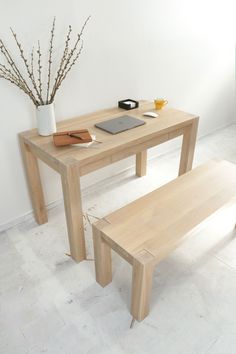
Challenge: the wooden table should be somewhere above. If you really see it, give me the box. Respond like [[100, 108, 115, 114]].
[[19, 101, 199, 262]]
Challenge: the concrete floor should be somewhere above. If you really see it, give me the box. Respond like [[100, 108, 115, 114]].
[[1, 124, 236, 354]]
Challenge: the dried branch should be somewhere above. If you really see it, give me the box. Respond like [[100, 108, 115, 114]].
[[36, 40, 43, 102], [10, 28, 43, 105], [51, 40, 84, 101], [0, 16, 90, 107], [0, 39, 25, 82], [0, 67, 18, 85], [50, 16, 90, 102], [30, 47, 36, 89], [49, 24, 72, 102], [0, 38, 38, 104], [0, 68, 37, 105], [80, 15, 91, 37], [46, 17, 55, 104], [0, 64, 38, 105], [60, 17, 90, 78], [0, 63, 18, 80]]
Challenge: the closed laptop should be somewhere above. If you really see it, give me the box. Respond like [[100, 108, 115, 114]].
[[95, 115, 145, 134]]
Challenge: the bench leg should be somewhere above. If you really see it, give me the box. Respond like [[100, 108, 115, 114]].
[[93, 225, 112, 287], [136, 150, 147, 177], [131, 252, 154, 321]]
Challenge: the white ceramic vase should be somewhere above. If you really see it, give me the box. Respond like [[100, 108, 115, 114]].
[[36, 103, 56, 136]]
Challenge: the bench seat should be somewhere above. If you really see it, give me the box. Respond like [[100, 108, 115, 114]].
[[92, 160, 236, 322]]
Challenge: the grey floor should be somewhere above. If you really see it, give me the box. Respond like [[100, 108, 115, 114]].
[[1, 124, 236, 354]]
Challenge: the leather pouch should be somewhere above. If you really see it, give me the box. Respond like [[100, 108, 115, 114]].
[[53, 129, 92, 146]]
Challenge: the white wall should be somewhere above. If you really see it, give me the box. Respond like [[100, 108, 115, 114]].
[[0, 0, 235, 229]]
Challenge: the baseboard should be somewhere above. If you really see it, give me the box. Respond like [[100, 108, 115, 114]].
[[0, 162, 137, 233], [0, 199, 62, 233]]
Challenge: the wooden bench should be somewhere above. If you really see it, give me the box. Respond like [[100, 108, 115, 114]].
[[92, 160, 236, 322]]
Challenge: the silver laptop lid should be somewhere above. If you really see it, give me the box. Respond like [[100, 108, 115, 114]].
[[95, 115, 145, 134]]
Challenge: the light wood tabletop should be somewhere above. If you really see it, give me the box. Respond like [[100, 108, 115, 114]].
[[19, 100, 199, 262]]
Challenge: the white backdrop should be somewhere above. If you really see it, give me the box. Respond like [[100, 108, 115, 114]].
[[0, 0, 235, 228]]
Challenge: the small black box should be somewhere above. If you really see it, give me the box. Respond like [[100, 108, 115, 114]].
[[118, 99, 139, 110]]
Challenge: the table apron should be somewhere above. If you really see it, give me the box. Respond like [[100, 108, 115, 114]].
[[79, 127, 185, 176], [25, 142, 61, 172], [24, 126, 186, 177]]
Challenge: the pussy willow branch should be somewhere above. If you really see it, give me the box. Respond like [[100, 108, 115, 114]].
[[50, 16, 90, 102], [0, 64, 29, 92], [0, 67, 19, 86], [0, 39, 37, 104], [0, 16, 90, 106], [10, 28, 40, 101], [49, 24, 72, 102], [54, 33, 80, 87], [54, 41, 84, 97], [49, 32, 81, 102], [0, 69, 26, 94], [10, 28, 43, 105], [0, 39, 25, 83], [0, 63, 18, 80], [0, 68, 38, 105], [30, 47, 39, 100], [57, 16, 90, 80], [46, 17, 55, 104], [58, 15, 90, 80], [80, 15, 91, 37], [37, 40, 43, 101]]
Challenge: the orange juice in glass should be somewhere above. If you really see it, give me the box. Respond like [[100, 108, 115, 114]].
[[154, 98, 168, 110]]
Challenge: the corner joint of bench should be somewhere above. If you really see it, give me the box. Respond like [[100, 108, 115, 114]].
[[134, 249, 156, 266], [92, 218, 111, 233]]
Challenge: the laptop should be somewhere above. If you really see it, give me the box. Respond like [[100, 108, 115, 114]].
[[95, 115, 145, 134]]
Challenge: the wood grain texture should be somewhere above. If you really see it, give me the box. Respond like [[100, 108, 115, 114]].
[[20, 101, 198, 170], [179, 118, 199, 175], [20, 101, 198, 262], [100, 160, 236, 259], [19, 135, 48, 225], [93, 160, 236, 321], [136, 150, 147, 177], [60, 161, 85, 262], [92, 220, 112, 287], [131, 250, 155, 321]]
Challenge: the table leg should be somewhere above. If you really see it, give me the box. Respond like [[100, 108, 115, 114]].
[[61, 163, 86, 262], [19, 137, 48, 225], [136, 150, 147, 177], [178, 118, 199, 176]]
